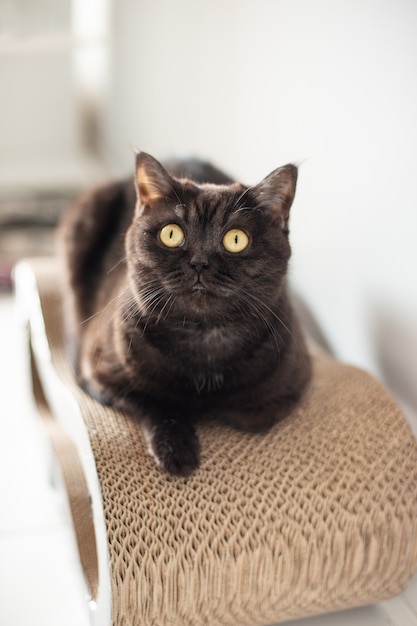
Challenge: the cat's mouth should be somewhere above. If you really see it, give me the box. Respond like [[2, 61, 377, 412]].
[[192, 283, 207, 293], [189, 279, 216, 299]]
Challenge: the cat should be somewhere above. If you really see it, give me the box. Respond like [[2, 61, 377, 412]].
[[59, 151, 311, 476]]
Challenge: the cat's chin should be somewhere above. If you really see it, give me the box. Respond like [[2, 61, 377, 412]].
[[189, 287, 212, 306], [177, 286, 216, 315], [186, 283, 236, 306]]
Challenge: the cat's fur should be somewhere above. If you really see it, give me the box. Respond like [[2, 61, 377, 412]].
[[59, 152, 311, 476]]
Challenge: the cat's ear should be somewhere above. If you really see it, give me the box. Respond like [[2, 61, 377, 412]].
[[135, 152, 175, 210], [251, 164, 297, 232]]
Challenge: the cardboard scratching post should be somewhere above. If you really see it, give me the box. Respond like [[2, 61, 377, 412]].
[[15, 258, 417, 626]]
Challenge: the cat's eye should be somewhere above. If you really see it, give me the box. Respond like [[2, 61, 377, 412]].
[[159, 224, 185, 248], [223, 229, 249, 253]]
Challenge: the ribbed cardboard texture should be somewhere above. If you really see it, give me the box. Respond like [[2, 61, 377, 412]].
[[20, 258, 417, 626]]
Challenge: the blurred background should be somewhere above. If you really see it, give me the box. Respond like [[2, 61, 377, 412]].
[[1, 1, 417, 625]]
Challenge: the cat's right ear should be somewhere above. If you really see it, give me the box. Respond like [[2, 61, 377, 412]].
[[135, 152, 175, 213], [250, 164, 298, 232]]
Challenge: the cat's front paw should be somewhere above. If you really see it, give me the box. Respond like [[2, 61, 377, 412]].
[[143, 420, 200, 477], [156, 439, 200, 477]]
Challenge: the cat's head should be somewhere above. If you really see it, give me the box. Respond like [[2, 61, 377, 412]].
[[126, 152, 297, 322]]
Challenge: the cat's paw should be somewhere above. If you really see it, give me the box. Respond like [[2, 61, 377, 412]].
[[143, 421, 200, 477]]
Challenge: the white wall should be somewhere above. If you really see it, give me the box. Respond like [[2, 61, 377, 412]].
[[102, 0, 417, 413], [0, 0, 110, 192], [0, 0, 78, 190]]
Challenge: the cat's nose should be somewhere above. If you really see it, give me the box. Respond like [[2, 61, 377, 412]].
[[191, 260, 209, 275]]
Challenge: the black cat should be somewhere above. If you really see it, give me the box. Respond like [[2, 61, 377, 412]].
[[59, 152, 311, 476]]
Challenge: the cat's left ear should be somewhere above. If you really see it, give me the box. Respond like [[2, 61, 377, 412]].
[[135, 151, 175, 211], [251, 164, 297, 232]]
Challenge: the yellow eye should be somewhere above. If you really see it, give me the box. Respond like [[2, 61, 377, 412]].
[[159, 223, 185, 248], [223, 229, 249, 253]]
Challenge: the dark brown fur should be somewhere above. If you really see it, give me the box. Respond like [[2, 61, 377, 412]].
[[59, 153, 311, 476]]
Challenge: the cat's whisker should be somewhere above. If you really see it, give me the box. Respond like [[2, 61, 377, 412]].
[[164, 295, 177, 321], [106, 256, 127, 275], [155, 294, 176, 325], [126, 279, 167, 322], [236, 302, 262, 340], [249, 301, 280, 345], [234, 206, 252, 214], [127, 295, 162, 349], [140, 291, 168, 335], [87, 287, 136, 369], [241, 288, 302, 359], [202, 270, 285, 354], [117, 299, 140, 326], [108, 288, 138, 326], [231, 187, 251, 211], [234, 288, 284, 356], [81, 285, 129, 325], [139, 286, 165, 307], [238, 288, 287, 332]]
